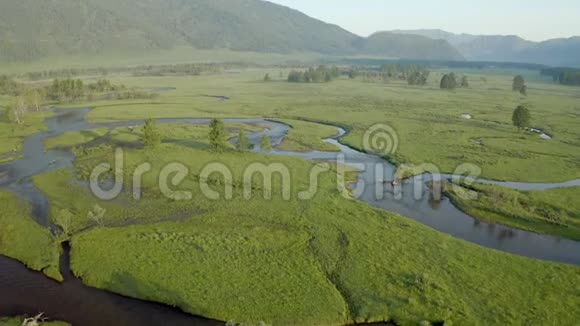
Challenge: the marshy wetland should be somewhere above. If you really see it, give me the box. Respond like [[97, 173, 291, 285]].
[[1, 69, 579, 325]]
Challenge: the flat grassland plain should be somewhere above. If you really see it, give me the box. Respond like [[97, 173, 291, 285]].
[[1, 68, 580, 325], [76, 70, 580, 182]]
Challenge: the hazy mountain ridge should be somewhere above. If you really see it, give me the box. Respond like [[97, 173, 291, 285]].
[[354, 32, 464, 61], [0, 0, 462, 63], [393, 29, 580, 66]]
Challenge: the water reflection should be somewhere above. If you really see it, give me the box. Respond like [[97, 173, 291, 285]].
[[1, 109, 579, 266], [428, 192, 443, 210], [325, 130, 580, 265]]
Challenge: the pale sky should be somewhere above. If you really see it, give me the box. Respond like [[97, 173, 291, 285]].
[[266, 0, 580, 41]]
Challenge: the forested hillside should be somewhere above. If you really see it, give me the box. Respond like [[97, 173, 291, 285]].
[[355, 32, 464, 61], [0, 0, 462, 62]]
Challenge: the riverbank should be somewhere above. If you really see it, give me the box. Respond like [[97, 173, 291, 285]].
[[0, 248, 222, 326], [0, 190, 62, 281], [444, 182, 580, 241]]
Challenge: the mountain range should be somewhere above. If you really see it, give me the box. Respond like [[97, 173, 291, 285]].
[[0, 0, 463, 63], [0, 0, 577, 67], [393, 29, 580, 67]]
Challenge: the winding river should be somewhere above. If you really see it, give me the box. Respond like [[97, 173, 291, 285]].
[[0, 108, 579, 325]]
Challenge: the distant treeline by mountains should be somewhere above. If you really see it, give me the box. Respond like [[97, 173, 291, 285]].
[[336, 58, 548, 71], [541, 67, 580, 86], [0, 0, 462, 63], [393, 29, 580, 67]]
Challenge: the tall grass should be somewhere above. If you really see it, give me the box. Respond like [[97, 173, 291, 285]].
[[0, 191, 62, 280]]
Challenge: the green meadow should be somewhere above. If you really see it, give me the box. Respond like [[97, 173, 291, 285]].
[[0, 110, 51, 159], [29, 142, 580, 325], [0, 67, 579, 325], [273, 119, 341, 152], [45, 128, 109, 149], [0, 191, 62, 281], [60, 70, 580, 183]]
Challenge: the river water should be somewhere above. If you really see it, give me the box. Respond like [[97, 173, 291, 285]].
[[0, 108, 579, 324]]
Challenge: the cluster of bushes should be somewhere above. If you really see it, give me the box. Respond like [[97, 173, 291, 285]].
[[381, 64, 429, 82], [512, 75, 528, 95], [440, 73, 457, 89], [348, 64, 430, 85], [541, 68, 580, 86], [3, 78, 87, 126], [348, 70, 385, 83], [1, 76, 155, 128], [557, 71, 580, 85], [0, 75, 25, 95], [48, 78, 158, 103], [407, 70, 430, 86], [4, 89, 43, 125], [87, 79, 124, 93], [48, 79, 85, 102], [113, 90, 158, 100], [288, 66, 341, 83], [440, 73, 469, 90]]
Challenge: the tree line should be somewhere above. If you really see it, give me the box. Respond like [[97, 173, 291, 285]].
[[288, 66, 341, 83], [380, 64, 430, 85], [541, 68, 580, 86], [16, 63, 228, 81], [131, 63, 224, 77], [87, 79, 119, 93], [0, 75, 25, 96], [439, 73, 526, 94], [2, 77, 154, 128], [5, 89, 43, 126], [48, 79, 85, 102], [348, 64, 430, 86], [342, 58, 546, 72]]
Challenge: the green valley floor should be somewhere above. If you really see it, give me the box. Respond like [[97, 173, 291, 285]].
[[1, 68, 579, 325]]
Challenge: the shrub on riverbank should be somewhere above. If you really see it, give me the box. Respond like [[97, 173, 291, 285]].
[[444, 182, 580, 240]]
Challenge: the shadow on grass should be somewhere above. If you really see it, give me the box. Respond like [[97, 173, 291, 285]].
[[106, 271, 211, 320]]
